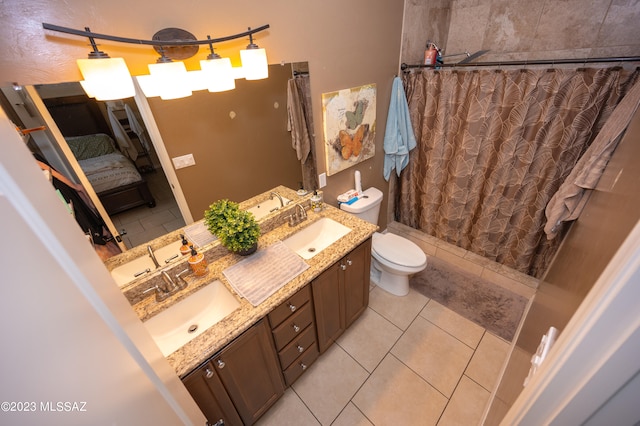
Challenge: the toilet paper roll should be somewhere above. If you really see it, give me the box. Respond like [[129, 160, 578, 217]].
[[354, 170, 362, 194]]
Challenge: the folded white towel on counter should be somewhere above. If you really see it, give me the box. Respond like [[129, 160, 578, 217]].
[[223, 241, 309, 306]]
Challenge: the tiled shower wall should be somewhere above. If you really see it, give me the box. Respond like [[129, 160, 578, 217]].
[[401, 0, 640, 66]]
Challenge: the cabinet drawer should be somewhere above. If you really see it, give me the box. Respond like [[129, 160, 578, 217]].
[[283, 345, 319, 386], [278, 324, 317, 370], [268, 285, 312, 329], [272, 302, 314, 351]]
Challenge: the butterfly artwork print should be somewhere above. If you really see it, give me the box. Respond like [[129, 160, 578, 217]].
[[321, 84, 376, 176]]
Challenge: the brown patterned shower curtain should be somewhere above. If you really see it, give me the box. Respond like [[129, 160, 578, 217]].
[[396, 67, 639, 277]]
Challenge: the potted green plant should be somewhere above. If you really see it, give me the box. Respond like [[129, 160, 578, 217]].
[[204, 200, 260, 255], [204, 199, 240, 235]]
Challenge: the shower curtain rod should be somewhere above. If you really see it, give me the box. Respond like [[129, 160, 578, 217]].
[[401, 56, 640, 71]]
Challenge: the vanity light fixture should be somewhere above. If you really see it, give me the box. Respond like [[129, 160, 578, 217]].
[[240, 30, 269, 80], [42, 23, 270, 100], [145, 49, 192, 100], [76, 27, 135, 101], [199, 36, 235, 92]]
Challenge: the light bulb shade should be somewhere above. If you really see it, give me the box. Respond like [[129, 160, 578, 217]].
[[200, 57, 235, 92], [147, 61, 191, 100], [187, 70, 209, 92], [240, 48, 268, 80], [232, 66, 246, 80], [137, 75, 161, 98], [77, 57, 135, 100]]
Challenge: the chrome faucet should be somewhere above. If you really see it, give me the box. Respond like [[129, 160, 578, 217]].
[[160, 271, 178, 293], [288, 203, 308, 227], [270, 191, 285, 208], [147, 245, 160, 269], [295, 203, 307, 220], [143, 270, 190, 302]]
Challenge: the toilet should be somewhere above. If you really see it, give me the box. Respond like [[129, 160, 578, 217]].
[[340, 187, 427, 296]]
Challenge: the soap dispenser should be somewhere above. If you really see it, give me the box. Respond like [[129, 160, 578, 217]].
[[179, 234, 191, 256], [188, 246, 208, 276], [311, 190, 323, 212]]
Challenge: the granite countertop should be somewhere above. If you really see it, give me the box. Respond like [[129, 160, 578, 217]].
[[127, 188, 378, 378]]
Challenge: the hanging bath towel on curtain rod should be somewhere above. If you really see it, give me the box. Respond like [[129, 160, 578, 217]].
[[544, 78, 640, 239], [383, 76, 416, 180]]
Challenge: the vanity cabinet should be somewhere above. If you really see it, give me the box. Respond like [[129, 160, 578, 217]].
[[183, 318, 284, 426], [267, 285, 319, 386], [183, 360, 243, 426], [312, 238, 371, 353]]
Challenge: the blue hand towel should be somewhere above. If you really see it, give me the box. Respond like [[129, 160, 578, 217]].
[[383, 76, 416, 181]]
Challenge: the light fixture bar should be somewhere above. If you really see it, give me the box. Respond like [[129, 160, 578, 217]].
[[42, 23, 270, 47]]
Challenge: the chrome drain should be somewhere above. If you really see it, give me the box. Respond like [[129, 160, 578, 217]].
[[307, 247, 316, 253], [188, 324, 198, 333]]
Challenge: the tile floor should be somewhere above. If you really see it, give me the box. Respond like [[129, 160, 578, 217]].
[[257, 221, 538, 426], [109, 170, 185, 248]]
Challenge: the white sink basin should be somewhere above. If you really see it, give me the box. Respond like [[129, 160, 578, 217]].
[[110, 240, 184, 288], [247, 196, 290, 220], [283, 217, 352, 259], [111, 256, 156, 287], [143, 280, 240, 356], [154, 240, 184, 265]]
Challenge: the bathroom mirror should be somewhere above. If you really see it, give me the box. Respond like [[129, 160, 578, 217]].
[[0, 62, 313, 268]]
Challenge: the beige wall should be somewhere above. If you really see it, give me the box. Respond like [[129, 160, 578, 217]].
[[0, 0, 405, 230], [402, 0, 640, 65]]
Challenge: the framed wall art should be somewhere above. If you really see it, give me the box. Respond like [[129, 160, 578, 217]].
[[321, 83, 376, 176]]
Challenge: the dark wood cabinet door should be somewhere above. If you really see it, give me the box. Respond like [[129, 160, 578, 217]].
[[343, 238, 371, 328], [183, 361, 243, 426], [312, 238, 372, 354], [213, 319, 285, 425], [312, 261, 345, 354]]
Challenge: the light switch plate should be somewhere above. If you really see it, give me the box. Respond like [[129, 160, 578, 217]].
[[318, 173, 327, 188], [172, 154, 196, 169]]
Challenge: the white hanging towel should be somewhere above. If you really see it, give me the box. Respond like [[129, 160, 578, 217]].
[[107, 107, 138, 161], [383, 76, 416, 181], [124, 104, 150, 150]]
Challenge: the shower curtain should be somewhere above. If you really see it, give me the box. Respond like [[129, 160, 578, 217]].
[[396, 66, 640, 277]]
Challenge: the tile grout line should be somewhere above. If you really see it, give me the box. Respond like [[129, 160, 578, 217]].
[[435, 329, 489, 426]]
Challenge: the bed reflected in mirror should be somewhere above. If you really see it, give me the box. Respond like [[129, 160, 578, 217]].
[[35, 86, 175, 253]]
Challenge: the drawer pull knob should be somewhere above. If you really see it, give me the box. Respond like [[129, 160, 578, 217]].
[[300, 363, 307, 371], [288, 303, 297, 312], [205, 368, 214, 379], [346, 259, 353, 266], [340, 264, 347, 270], [217, 359, 226, 369], [297, 345, 304, 353], [292, 324, 300, 333]]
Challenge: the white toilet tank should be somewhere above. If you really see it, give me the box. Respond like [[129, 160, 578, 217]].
[[339, 187, 383, 224]]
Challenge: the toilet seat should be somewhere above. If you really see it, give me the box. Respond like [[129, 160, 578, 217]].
[[372, 233, 427, 268]]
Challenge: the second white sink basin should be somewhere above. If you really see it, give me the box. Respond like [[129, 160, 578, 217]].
[[110, 240, 184, 288], [143, 280, 240, 356], [283, 217, 352, 259], [247, 197, 290, 220], [111, 256, 157, 287]]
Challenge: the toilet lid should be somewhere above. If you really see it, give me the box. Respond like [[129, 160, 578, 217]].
[[372, 233, 427, 267]]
